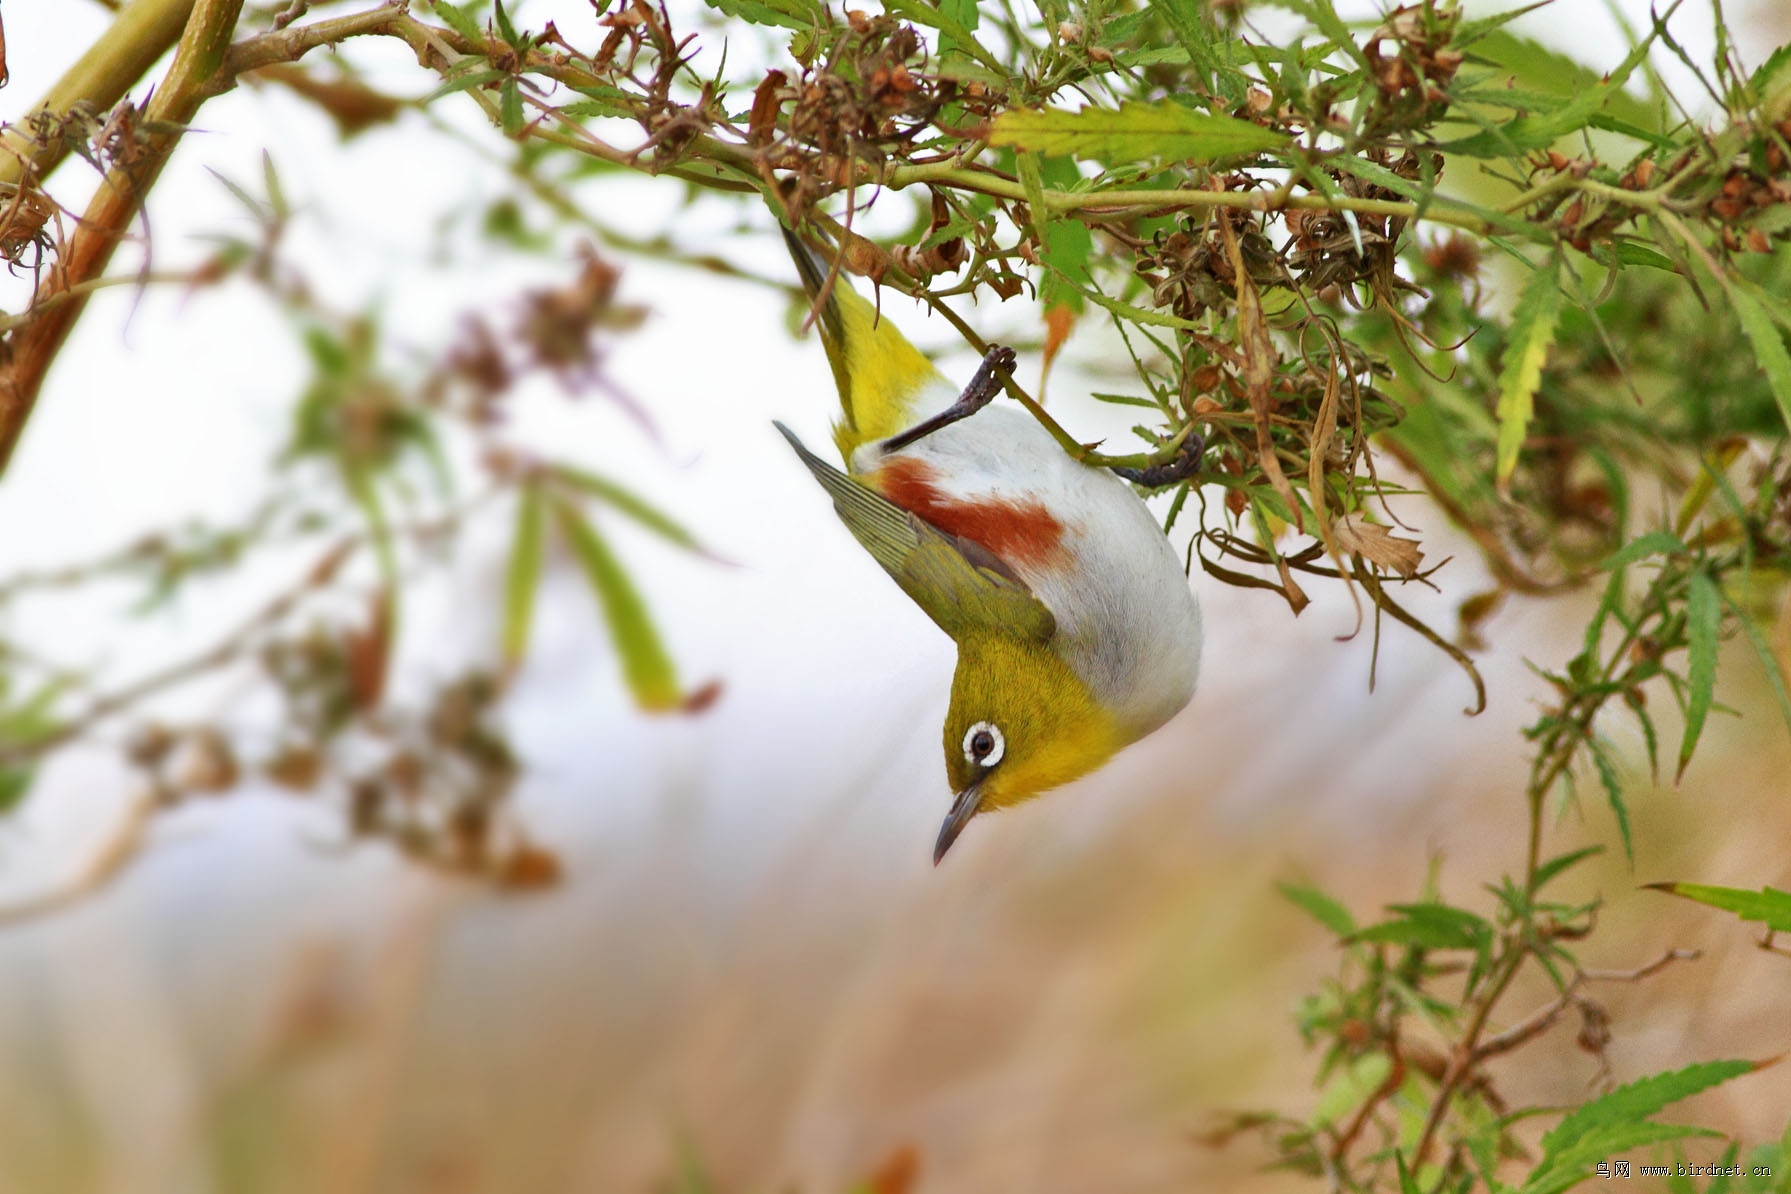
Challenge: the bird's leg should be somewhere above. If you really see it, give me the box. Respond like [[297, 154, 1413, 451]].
[[1111, 431, 1206, 488], [879, 345, 1017, 454]]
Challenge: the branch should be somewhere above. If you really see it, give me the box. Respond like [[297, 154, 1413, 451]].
[[0, 0, 246, 475], [0, 0, 195, 190], [210, 1, 408, 92], [0, 538, 352, 766]]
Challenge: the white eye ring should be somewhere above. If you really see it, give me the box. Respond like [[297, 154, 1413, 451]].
[[962, 722, 1005, 768]]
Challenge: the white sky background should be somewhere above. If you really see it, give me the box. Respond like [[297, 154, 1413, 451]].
[[0, 1, 1782, 1189]]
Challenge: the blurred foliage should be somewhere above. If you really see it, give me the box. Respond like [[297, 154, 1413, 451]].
[[2, 0, 1791, 1189]]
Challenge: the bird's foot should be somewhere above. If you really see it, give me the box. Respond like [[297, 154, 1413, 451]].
[[880, 345, 1016, 454], [1112, 431, 1206, 488]]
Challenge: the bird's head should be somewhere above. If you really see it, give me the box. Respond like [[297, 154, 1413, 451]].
[[935, 632, 1124, 863]]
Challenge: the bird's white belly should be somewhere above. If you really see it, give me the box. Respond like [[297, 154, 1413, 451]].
[[858, 404, 1203, 736]]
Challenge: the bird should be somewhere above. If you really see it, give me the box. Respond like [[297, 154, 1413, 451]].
[[775, 227, 1203, 863]]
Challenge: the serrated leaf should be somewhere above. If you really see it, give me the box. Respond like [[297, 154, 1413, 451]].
[[1465, 29, 1658, 130], [551, 466, 709, 555], [492, 0, 519, 45], [1725, 591, 1791, 740], [1646, 882, 1791, 932], [1147, 0, 1220, 89], [499, 78, 524, 136], [1678, 569, 1721, 781], [1597, 530, 1687, 571], [706, 0, 821, 31], [1495, 255, 1563, 485], [1748, 41, 1791, 114], [433, 0, 486, 44], [553, 497, 682, 711], [503, 481, 546, 669], [1328, 154, 1429, 202], [1729, 282, 1791, 438], [1090, 391, 1160, 409], [934, 0, 981, 63], [1533, 845, 1603, 892], [0, 767, 34, 816], [562, 94, 634, 120], [1613, 241, 1677, 271], [1539, 1060, 1756, 1161], [422, 66, 507, 104], [990, 100, 1288, 166], [1526, 1123, 1721, 1194], [1443, 22, 1663, 157], [1311, 1052, 1392, 1128], [1587, 737, 1632, 863], [1350, 903, 1491, 951], [1277, 881, 1357, 937], [261, 151, 288, 220]]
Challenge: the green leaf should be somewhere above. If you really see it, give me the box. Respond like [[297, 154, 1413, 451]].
[[562, 93, 634, 120], [422, 66, 507, 104], [1539, 1060, 1756, 1161], [1350, 903, 1491, 951], [1729, 282, 1791, 438], [551, 466, 709, 555], [934, 0, 981, 64], [1678, 569, 1721, 782], [705, 0, 821, 31], [1746, 41, 1791, 113], [261, 151, 289, 220], [1725, 591, 1791, 740], [499, 78, 524, 137], [1645, 882, 1791, 932], [1612, 241, 1678, 271], [0, 767, 34, 816], [1033, 154, 1089, 312], [1464, 29, 1658, 130], [1015, 151, 1049, 241], [553, 497, 682, 711], [1596, 529, 1686, 571], [1587, 737, 1632, 863], [432, 0, 486, 44], [503, 481, 546, 669], [1525, 1123, 1722, 1194], [990, 101, 1288, 166], [491, 0, 519, 46], [1532, 845, 1603, 892], [1146, 0, 1219, 89], [1443, 20, 1665, 157], [1328, 153, 1430, 202], [1311, 1053, 1392, 1128], [1495, 254, 1564, 485], [1277, 881, 1357, 937], [1090, 391, 1160, 409]]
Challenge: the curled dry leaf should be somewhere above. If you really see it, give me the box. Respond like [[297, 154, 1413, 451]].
[[1335, 513, 1424, 579]]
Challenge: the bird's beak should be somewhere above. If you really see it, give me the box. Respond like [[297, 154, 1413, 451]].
[[934, 781, 984, 865]]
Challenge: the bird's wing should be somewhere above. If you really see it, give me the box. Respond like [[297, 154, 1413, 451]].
[[775, 422, 1056, 643]]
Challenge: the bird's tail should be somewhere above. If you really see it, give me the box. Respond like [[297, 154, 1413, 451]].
[[781, 226, 945, 461]]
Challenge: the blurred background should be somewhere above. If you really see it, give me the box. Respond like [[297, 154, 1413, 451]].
[[1, 2, 1789, 1192]]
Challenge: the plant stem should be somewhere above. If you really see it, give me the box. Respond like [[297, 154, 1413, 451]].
[[0, 0, 246, 475], [0, 0, 197, 189]]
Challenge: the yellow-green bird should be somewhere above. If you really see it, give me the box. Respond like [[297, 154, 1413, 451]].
[[776, 229, 1203, 862]]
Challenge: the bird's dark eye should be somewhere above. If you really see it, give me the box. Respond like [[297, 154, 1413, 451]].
[[961, 721, 1005, 767]]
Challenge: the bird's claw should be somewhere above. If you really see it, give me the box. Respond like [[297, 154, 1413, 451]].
[[1112, 431, 1206, 488], [880, 344, 1016, 454], [963, 345, 1017, 409]]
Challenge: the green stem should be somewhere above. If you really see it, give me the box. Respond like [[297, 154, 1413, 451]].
[[0, 0, 197, 188], [0, 0, 246, 475]]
